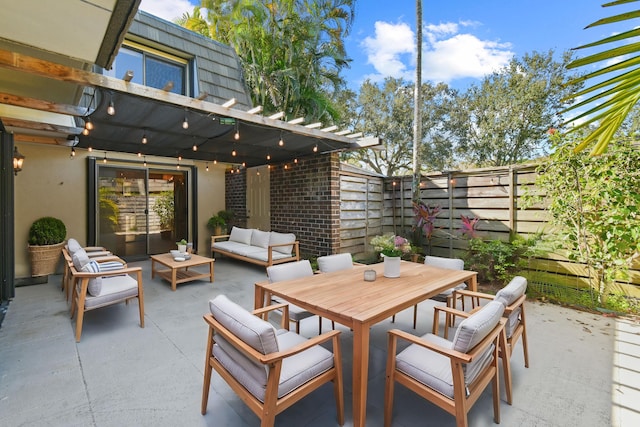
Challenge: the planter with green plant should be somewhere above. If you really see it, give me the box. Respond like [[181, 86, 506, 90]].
[[207, 214, 226, 236], [153, 191, 174, 240], [27, 216, 67, 277], [216, 209, 235, 232]]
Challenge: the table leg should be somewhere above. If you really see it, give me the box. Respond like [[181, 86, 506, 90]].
[[469, 274, 478, 292], [352, 321, 370, 427], [151, 259, 156, 279], [254, 285, 265, 310], [171, 268, 177, 291], [209, 261, 214, 282]]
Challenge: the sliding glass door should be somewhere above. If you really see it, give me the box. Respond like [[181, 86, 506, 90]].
[[96, 165, 187, 260]]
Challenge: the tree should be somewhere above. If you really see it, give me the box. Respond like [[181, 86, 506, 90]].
[[524, 130, 640, 303], [177, 0, 355, 123], [448, 50, 579, 167], [564, 0, 640, 155], [341, 78, 456, 176]]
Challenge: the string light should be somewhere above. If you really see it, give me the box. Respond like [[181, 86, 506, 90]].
[[137, 152, 142, 157], [278, 133, 284, 146], [232, 149, 237, 156], [142, 132, 148, 144], [82, 127, 89, 136], [107, 93, 115, 115], [103, 152, 107, 163], [205, 162, 209, 172], [85, 117, 93, 130], [266, 154, 271, 160], [294, 158, 298, 163], [192, 144, 198, 151], [182, 110, 189, 129], [143, 156, 147, 167], [242, 162, 246, 167], [70, 147, 76, 158], [313, 144, 318, 153], [213, 160, 217, 165], [88, 146, 92, 152], [234, 122, 240, 140]]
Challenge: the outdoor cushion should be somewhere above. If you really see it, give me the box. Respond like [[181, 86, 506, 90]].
[[495, 276, 527, 307], [267, 260, 313, 283], [228, 226, 253, 245], [72, 249, 90, 270], [81, 274, 138, 309], [247, 250, 292, 262], [209, 295, 279, 355], [269, 231, 296, 254], [81, 260, 102, 296], [98, 261, 126, 272], [67, 238, 82, 255], [213, 326, 333, 402], [250, 229, 271, 249], [317, 253, 353, 273], [424, 256, 466, 300], [452, 300, 504, 353]]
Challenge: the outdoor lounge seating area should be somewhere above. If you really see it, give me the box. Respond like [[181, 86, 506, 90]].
[[1, 257, 637, 426]]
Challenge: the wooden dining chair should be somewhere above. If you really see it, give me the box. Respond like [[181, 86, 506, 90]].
[[267, 260, 322, 334], [201, 295, 344, 427], [391, 255, 466, 329], [317, 253, 354, 273], [385, 300, 506, 427], [453, 276, 529, 404]]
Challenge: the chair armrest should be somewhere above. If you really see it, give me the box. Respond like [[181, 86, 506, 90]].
[[83, 246, 108, 252], [71, 266, 141, 277], [504, 294, 526, 313], [388, 328, 472, 363], [253, 303, 290, 329], [261, 329, 341, 364], [432, 305, 471, 335], [211, 234, 230, 242], [454, 289, 495, 300]]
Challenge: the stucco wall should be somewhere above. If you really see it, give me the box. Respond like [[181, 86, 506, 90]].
[[14, 143, 225, 278]]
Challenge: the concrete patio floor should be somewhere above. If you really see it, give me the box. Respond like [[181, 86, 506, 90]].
[[1, 258, 638, 426]]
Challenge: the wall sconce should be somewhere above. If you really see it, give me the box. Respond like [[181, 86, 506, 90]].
[[13, 146, 25, 175]]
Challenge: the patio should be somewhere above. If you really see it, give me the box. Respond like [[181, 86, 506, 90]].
[[0, 258, 638, 426]]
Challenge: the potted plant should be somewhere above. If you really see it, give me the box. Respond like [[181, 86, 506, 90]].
[[27, 216, 67, 277], [153, 191, 174, 240], [216, 209, 235, 232], [176, 238, 187, 253], [207, 214, 226, 236]]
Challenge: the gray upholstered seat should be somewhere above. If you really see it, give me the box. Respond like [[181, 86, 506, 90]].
[[317, 253, 354, 273], [385, 300, 506, 427], [202, 295, 344, 426], [267, 260, 319, 334]]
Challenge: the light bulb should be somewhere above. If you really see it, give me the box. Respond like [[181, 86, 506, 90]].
[[234, 131, 240, 140], [142, 134, 148, 144], [278, 137, 284, 146], [107, 101, 115, 116], [313, 144, 318, 152], [192, 144, 197, 151], [182, 117, 189, 129], [85, 117, 93, 130], [232, 149, 237, 156], [82, 128, 89, 136]]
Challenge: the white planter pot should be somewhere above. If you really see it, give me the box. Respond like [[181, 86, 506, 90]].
[[178, 244, 187, 253], [383, 256, 401, 278]]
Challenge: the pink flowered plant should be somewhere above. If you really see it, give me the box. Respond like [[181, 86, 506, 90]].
[[414, 201, 441, 240], [370, 234, 412, 257], [460, 214, 479, 239]]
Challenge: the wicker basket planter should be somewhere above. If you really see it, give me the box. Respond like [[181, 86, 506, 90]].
[[28, 241, 66, 277]]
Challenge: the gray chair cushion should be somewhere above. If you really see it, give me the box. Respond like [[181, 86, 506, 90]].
[[72, 249, 90, 270], [495, 276, 527, 307], [209, 295, 279, 355], [80, 274, 138, 309], [214, 328, 334, 403], [267, 260, 313, 283], [424, 256, 466, 300], [396, 300, 504, 398], [67, 238, 82, 255], [317, 253, 353, 273]]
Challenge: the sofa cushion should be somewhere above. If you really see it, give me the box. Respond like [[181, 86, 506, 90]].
[[67, 238, 82, 255], [250, 229, 271, 249], [228, 227, 252, 245], [72, 249, 90, 270], [81, 260, 102, 296], [269, 231, 296, 254]]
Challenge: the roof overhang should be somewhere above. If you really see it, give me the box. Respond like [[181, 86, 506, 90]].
[[0, 0, 380, 165]]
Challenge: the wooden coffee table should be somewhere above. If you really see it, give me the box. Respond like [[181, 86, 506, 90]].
[[150, 253, 214, 291]]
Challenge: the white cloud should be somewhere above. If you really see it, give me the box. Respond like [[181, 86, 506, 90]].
[[139, 0, 194, 22], [360, 19, 513, 84]]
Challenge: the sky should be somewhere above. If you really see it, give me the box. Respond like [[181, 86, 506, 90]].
[[139, 0, 628, 91]]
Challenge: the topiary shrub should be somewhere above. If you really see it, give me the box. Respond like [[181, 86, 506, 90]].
[[28, 217, 66, 245]]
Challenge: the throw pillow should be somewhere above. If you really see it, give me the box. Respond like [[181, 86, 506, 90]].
[[72, 248, 90, 270], [67, 238, 82, 255], [250, 229, 271, 249], [228, 226, 252, 245], [269, 232, 296, 254]]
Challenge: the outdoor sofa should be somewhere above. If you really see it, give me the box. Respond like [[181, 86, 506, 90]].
[[211, 226, 299, 267]]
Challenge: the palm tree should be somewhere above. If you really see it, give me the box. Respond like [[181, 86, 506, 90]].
[[564, 0, 640, 155]]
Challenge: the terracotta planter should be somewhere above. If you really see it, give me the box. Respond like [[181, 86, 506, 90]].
[[28, 241, 66, 277]]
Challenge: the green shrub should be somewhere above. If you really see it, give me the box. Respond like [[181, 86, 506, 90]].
[[464, 235, 539, 285], [28, 217, 66, 245]]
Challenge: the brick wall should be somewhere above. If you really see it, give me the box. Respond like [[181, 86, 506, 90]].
[[269, 153, 340, 257], [225, 167, 246, 228]]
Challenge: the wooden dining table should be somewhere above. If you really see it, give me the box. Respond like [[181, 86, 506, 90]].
[[254, 260, 477, 427]]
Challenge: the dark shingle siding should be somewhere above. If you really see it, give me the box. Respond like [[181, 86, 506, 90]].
[[127, 11, 252, 110]]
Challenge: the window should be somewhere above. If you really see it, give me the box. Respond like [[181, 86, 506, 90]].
[[107, 42, 188, 96]]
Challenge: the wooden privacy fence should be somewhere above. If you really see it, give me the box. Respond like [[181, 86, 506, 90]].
[[338, 164, 640, 298]]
